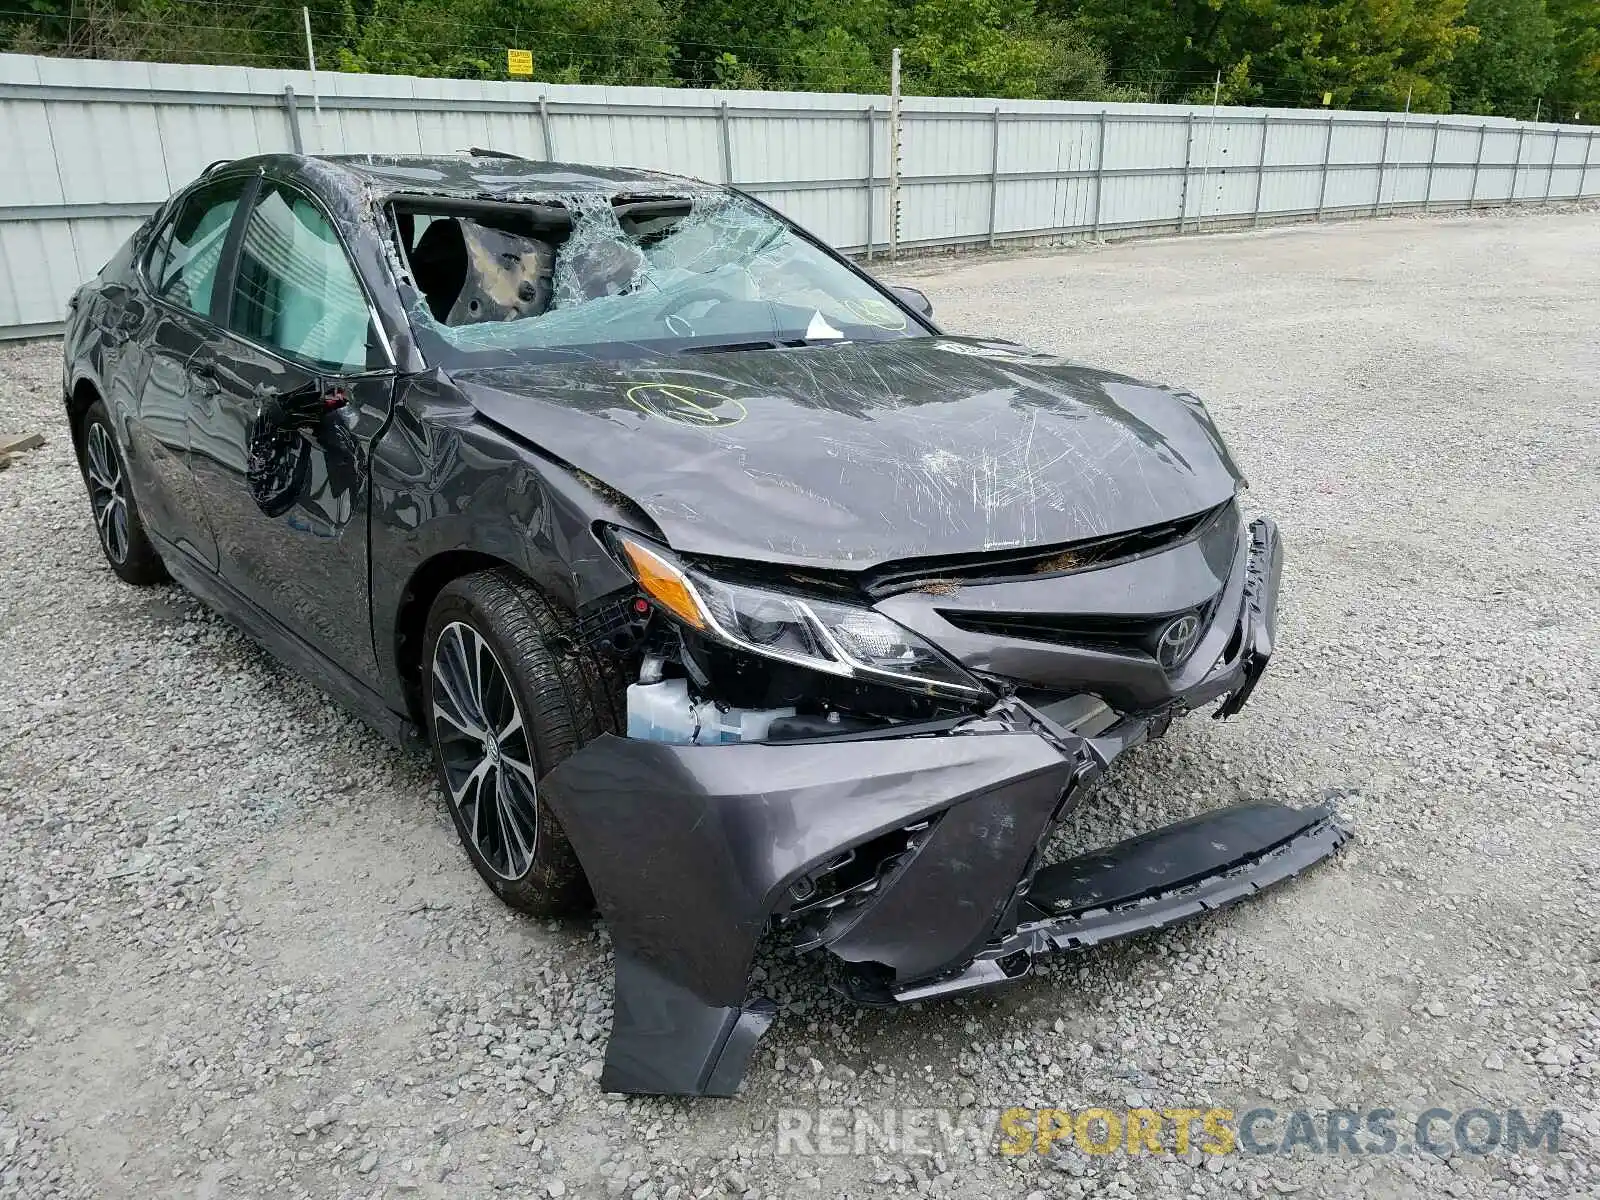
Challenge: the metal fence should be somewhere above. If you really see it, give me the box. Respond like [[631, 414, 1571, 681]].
[[2, 50, 1597, 339]]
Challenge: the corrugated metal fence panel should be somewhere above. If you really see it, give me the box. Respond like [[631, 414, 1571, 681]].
[[3, 51, 1599, 334]]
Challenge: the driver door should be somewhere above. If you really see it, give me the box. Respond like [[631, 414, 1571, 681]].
[[186, 176, 395, 688]]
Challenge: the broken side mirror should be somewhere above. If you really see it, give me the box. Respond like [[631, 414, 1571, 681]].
[[890, 285, 933, 320]]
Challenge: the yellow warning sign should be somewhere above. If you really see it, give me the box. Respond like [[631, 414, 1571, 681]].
[[507, 48, 533, 77]]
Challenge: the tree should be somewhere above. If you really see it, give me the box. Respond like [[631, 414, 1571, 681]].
[[4, 0, 301, 67], [903, 0, 1114, 99], [2, 0, 1591, 122], [338, 0, 679, 84], [790, 26, 885, 94], [1449, 0, 1556, 116], [1065, 0, 1474, 111], [1547, 0, 1600, 119]]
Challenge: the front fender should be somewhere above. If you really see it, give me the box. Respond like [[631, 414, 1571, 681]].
[[367, 373, 640, 711]]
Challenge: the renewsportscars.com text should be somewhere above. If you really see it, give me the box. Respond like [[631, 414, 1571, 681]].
[[773, 1106, 1564, 1158]]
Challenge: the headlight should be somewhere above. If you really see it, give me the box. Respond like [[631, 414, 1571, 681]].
[[612, 531, 987, 700]]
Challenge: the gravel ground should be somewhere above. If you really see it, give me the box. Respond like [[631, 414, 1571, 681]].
[[2, 205, 1598, 1200]]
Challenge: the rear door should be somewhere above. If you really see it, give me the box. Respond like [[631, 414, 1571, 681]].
[[128, 173, 254, 568], [185, 175, 395, 688]]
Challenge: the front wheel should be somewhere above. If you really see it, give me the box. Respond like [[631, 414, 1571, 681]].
[[422, 569, 619, 916]]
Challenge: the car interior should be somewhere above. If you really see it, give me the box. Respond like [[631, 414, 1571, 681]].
[[388, 197, 695, 328]]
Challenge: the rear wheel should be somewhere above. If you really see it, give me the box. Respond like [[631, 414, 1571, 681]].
[[421, 569, 621, 916], [80, 401, 168, 585]]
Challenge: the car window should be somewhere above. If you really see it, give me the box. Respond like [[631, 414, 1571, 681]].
[[151, 177, 247, 318], [401, 193, 925, 366], [228, 182, 373, 374]]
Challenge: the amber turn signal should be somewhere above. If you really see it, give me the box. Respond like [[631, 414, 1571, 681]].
[[617, 536, 707, 630]]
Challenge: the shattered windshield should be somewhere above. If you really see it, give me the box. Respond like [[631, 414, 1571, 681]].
[[393, 192, 925, 365]]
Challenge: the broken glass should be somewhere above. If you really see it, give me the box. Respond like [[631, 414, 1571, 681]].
[[396, 193, 924, 362]]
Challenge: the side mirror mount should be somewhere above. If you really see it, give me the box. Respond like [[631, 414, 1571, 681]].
[[890, 285, 933, 320]]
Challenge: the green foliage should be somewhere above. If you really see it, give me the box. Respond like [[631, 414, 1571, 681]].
[[1066, 0, 1474, 111], [1449, 0, 1557, 117], [338, 0, 678, 84], [0, 0, 1594, 121], [3, 0, 308, 67], [1547, 0, 1600, 118], [790, 26, 886, 94], [902, 0, 1113, 99]]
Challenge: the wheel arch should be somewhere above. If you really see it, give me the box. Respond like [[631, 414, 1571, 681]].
[[66, 375, 103, 457], [392, 549, 536, 727]]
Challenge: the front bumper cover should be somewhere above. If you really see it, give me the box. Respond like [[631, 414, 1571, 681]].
[[539, 516, 1348, 1097]]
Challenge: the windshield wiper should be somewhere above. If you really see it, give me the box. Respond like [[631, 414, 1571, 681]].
[[680, 340, 783, 354], [680, 337, 850, 355]]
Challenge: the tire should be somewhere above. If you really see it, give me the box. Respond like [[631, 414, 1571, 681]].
[[421, 568, 623, 917], [79, 400, 168, 586]]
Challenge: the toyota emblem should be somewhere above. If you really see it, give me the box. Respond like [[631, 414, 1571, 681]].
[[1156, 613, 1201, 670]]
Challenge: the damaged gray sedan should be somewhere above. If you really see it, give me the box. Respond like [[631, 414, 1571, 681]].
[[61, 152, 1348, 1098]]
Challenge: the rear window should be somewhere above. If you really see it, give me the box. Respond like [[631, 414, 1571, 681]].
[[147, 176, 249, 319]]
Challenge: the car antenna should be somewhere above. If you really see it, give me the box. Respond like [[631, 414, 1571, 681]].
[[466, 147, 531, 160]]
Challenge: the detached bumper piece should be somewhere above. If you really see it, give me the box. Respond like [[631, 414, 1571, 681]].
[[536, 515, 1346, 1098], [847, 801, 1350, 1006]]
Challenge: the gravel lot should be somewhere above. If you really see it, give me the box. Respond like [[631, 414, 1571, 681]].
[[3, 205, 1598, 1200]]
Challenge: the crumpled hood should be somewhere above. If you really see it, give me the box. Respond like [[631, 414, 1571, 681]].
[[456, 336, 1244, 570]]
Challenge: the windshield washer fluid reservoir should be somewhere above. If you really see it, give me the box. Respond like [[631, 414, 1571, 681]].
[[626, 678, 794, 744]]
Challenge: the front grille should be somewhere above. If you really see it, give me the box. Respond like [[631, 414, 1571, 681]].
[[940, 597, 1218, 669], [864, 501, 1231, 600], [939, 610, 1165, 654]]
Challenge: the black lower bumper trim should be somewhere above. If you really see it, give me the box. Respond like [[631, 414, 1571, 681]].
[[843, 801, 1349, 1006], [1026, 801, 1336, 918], [1020, 805, 1349, 954]]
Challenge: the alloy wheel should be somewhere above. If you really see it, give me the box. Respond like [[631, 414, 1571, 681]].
[[430, 620, 540, 879], [85, 422, 130, 564]]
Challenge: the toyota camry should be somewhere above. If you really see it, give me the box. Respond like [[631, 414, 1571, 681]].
[[62, 151, 1348, 1097]]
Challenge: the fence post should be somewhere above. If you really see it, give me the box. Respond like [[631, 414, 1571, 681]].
[[1468, 124, 1486, 208], [1422, 121, 1440, 212], [1510, 124, 1525, 203], [717, 101, 736, 185], [538, 96, 553, 159], [1583, 129, 1596, 197], [987, 106, 1001, 248], [864, 106, 876, 261], [1251, 114, 1269, 227], [1092, 110, 1107, 239], [1543, 129, 1559, 202], [888, 47, 902, 260], [1372, 117, 1391, 216], [1178, 112, 1195, 232], [282, 86, 303, 154], [1316, 115, 1334, 220]]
